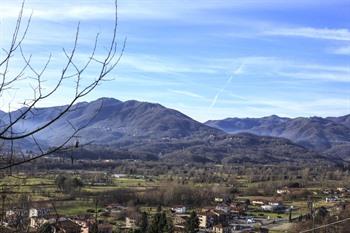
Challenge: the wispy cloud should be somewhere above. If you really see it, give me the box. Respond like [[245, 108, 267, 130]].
[[264, 27, 350, 41], [169, 90, 204, 99], [0, 1, 114, 20], [331, 46, 350, 55], [175, 96, 350, 122], [119, 53, 219, 74], [2, 0, 345, 22], [212, 56, 350, 83], [278, 71, 350, 82]]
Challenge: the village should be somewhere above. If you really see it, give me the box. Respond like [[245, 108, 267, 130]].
[[1, 179, 350, 233]]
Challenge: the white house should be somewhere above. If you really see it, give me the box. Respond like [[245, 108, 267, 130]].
[[325, 197, 338, 202], [276, 188, 290, 195], [171, 206, 187, 214], [215, 204, 230, 213], [29, 208, 38, 218]]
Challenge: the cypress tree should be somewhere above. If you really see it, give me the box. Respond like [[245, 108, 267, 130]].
[[185, 211, 199, 233]]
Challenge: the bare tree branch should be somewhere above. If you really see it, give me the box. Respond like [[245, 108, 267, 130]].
[[0, 0, 125, 169]]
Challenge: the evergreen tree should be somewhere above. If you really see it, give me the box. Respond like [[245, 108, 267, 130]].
[[89, 222, 98, 233], [140, 211, 149, 232], [148, 211, 173, 233], [162, 213, 174, 233], [185, 211, 199, 233], [157, 205, 162, 212], [148, 212, 161, 233], [37, 223, 54, 233], [159, 212, 167, 231]]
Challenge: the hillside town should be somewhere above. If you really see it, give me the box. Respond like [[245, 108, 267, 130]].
[[1, 184, 350, 233]]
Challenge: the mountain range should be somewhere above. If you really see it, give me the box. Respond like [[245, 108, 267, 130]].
[[206, 114, 350, 160], [1, 98, 348, 165]]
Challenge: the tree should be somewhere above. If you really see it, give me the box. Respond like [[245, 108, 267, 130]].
[[55, 174, 67, 191], [0, 0, 125, 173], [89, 222, 98, 233], [54, 175, 84, 194], [71, 177, 84, 192], [38, 223, 55, 233], [148, 211, 173, 233], [161, 212, 174, 233], [148, 213, 161, 233], [139, 211, 149, 232], [185, 211, 199, 233]]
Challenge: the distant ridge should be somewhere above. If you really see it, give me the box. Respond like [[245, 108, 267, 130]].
[[206, 114, 350, 160], [0, 98, 339, 165]]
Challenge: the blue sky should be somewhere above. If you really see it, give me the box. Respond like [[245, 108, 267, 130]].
[[0, 0, 350, 122]]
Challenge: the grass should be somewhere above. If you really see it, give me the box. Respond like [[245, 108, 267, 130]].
[[55, 200, 101, 216]]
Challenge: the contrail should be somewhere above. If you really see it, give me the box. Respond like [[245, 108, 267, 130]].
[[209, 63, 245, 109]]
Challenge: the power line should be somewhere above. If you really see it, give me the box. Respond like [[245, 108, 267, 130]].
[[300, 217, 350, 233]]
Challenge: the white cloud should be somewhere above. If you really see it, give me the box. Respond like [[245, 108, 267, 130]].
[[278, 71, 350, 82], [119, 53, 219, 74], [1, 0, 346, 22], [331, 46, 350, 55], [215, 56, 350, 83], [264, 27, 350, 41], [169, 90, 204, 99], [174, 96, 350, 122]]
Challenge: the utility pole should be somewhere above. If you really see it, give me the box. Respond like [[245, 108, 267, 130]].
[[1, 193, 5, 223], [0, 186, 8, 224], [307, 196, 315, 233]]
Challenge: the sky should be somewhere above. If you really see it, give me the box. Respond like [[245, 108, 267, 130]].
[[0, 0, 349, 122]]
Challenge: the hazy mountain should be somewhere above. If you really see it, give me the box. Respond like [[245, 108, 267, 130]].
[[206, 115, 350, 158], [8, 98, 221, 146], [0, 98, 335, 164], [327, 115, 350, 128]]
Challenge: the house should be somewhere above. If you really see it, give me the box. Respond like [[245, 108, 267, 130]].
[[230, 202, 248, 214], [5, 210, 15, 217], [173, 214, 188, 226], [215, 204, 230, 213], [246, 217, 255, 224], [326, 197, 338, 202], [322, 189, 333, 195], [29, 208, 50, 218], [337, 187, 347, 193], [212, 224, 231, 233], [276, 188, 290, 195], [36, 219, 82, 233], [211, 210, 229, 224], [29, 217, 48, 229], [125, 217, 137, 229], [29, 208, 39, 218], [198, 214, 209, 228], [112, 174, 127, 178], [261, 205, 274, 212], [98, 223, 113, 233], [198, 211, 217, 228], [74, 219, 89, 233], [5, 209, 30, 227], [261, 203, 285, 213], [268, 201, 281, 206], [252, 200, 265, 206], [171, 206, 187, 214], [56, 219, 82, 233], [172, 214, 189, 233]]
